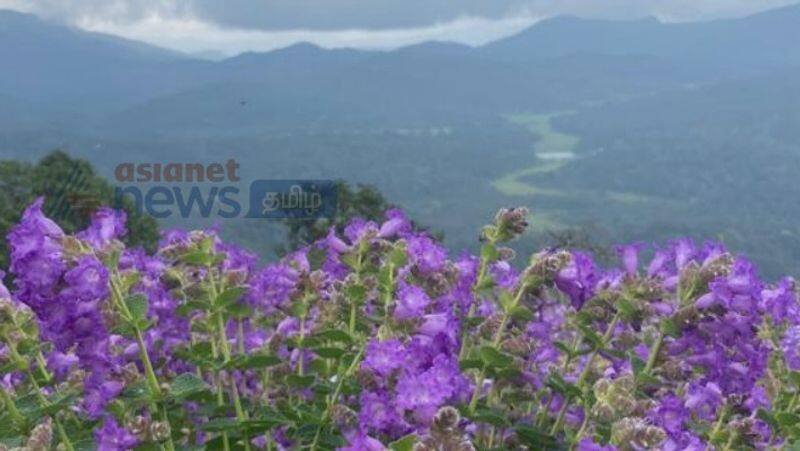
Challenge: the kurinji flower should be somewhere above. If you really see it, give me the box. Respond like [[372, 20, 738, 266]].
[[344, 218, 378, 244], [782, 325, 800, 370], [649, 394, 689, 436], [62, 256, 109, 301], [5, 201, 800, 450], [671, 238, 696, 269], [684, 382, 723, 421], [394, 284, 431, 320], [760, 277, 797, 325], [358, 391, 405, 434], [8, 197, 65, 293], [406, 235, 447, 274], [554, 251, 596, 310], [615, 242, 644, 276], [248, 263, 299, 312], [78, 207, 126, 249], [490, 261, 519, 289], [339, 431, 387, 451], [378, 208, 411, 238], [363, 338, 406, 377], [576, 437, 616, 451], [46, 351, 80, 379], [417, 313, 452, 338], [94, 416, 139, 451], [396, 354, 467, 423]]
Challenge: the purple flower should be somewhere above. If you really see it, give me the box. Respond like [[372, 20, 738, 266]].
[[344, 218, 378, 244], [615, 242, 644, 276], [684, 382, 723, 421], [760, 278, 797, 325], [94, 416, 139, 451], [649, 394, 689, 436], [671, 238, 696, 269], [555, 251, 597, 310], [78, 207, 126, 249], [46, 351, 80, 380], [394, 284, 431, 320], [490, 261, 519, 289], [339, 431, 386, 451], [363, 339, 406, 377], [576, 438, 616, 451], [378, 209, 411, 238], [8, 197, 65, 293], [395, 355, 466, 424], [62, 256, 109, 301], [782, 325, 800, 371], [248, 263, 299, 312], [358, 391, 405, 435], [406, 235, 446, 274]]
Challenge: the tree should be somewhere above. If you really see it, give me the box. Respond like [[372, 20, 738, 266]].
[[0, 151, 160, 269]]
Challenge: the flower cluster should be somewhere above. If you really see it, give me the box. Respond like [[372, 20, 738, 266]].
[[1, 200, 800, 451]]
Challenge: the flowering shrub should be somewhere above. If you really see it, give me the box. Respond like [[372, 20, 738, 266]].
[[2, 199, 800, 450]]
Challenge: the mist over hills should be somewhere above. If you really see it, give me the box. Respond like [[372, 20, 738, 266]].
[[1, 4, 800, 275]]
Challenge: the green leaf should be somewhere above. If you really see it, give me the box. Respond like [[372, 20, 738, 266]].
[[515, 426, 562, 450], [577, 323, 603, 350], [616, 297, 638, 319], [660, 318, 683, 338], [756, 408, 778, 432], [776, 412, 800, 428], [231, 354, 282, 370], [125, 294, 149, 325], [554, 341, 574, 358], [546, 373, 582, 399], [285, 375, 315, 388], [459, 359, 484, 371], [313, 329, 353, 344], [313, 347, 346, 359], [389, 434, 417, 451], [200, 418, 240, 433], [470, 408, 510, 427], [214, 287, 246, 310], [16, 338, 40, 356], [169, 373, 208, 399], [180, 250, 216, 266], [388, 247, 408, 268], [789, 371, 800, 388], [509, 305, 534, 321], [479, 346, 513, 369], [481, 243, 499, 263], [345, 284, 367, 304], [175, 300, 209, 317]]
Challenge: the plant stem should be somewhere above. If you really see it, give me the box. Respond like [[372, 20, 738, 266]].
[[110, 274, 175, 451], [310, 347, 365, 451], [643, 332, 664, 375], [551, 312, 621, 436]]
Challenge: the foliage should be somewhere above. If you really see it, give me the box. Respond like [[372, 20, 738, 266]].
[[0, 150, 159, 270], [2, 202, 800, 451]]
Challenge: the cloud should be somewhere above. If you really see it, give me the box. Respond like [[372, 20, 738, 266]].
[[1, 0, 798, 55], [72, 13, 541, 56]]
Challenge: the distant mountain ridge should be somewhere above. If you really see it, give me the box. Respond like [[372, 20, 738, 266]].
[[0, 3, 799, 133]]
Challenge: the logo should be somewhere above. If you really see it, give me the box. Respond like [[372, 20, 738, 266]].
[[113, 160, 337, 220]]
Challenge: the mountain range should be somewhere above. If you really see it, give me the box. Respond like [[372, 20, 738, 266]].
[[2, 4, 800, 276]]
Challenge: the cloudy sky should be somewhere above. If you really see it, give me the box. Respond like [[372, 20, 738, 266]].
[[1, 0, 797, 56]]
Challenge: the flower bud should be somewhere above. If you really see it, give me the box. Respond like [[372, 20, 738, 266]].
[[492, 208, 530, 242], [149, 421, 171, 442], [433, 406, 461, 432], [128, 415, 150, 439], [25, 417, 53, 451]]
